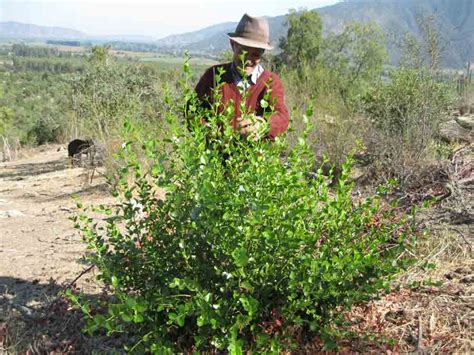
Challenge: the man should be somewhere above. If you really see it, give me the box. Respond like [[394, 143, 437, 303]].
[[195, 14, 289, 140]]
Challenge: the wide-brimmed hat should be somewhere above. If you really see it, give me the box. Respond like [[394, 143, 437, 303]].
[[227, 14, 273, 50]]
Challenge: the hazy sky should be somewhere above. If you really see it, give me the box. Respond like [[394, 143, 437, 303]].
[[1, 0, 341, 38]]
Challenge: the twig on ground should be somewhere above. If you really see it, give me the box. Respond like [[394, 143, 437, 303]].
[[417, 315, 424, 353], [64, 264, 95, 290], [450, 227, 473, 251]]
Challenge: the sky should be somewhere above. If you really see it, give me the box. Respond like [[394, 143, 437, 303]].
[[1, 0, 341, 39]]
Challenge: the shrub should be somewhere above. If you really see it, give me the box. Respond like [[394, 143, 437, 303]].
[[27, 114, 62, 145], [70, 61, 412, 353], [362, 68, 454, 185]]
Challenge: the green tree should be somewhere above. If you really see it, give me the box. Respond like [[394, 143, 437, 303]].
[[320, 22, 387, 103], [279, 9, 323, 68], [0, 107, 14, 136], [90, 45, 112, 65]]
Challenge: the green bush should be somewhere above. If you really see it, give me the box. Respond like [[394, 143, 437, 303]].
[[364, 68, 451, 136], [70, 62, 412, 353], [362, 68, 453, 185], [27, 115, 62, 145]]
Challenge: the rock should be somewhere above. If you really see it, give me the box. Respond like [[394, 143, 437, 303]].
[[439, 120, 472, 143], [455, 116, 474, 130], [0, 210, 25, 218]]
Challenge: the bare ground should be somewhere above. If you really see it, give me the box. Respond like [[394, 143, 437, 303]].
[[0, 144, 472, 353], [0, 144, 118, 352]]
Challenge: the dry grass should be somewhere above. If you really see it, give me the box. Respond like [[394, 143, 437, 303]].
[[345, 228, 472, 353], [0, 277, 129, 354], [302, 143, 473, 353]]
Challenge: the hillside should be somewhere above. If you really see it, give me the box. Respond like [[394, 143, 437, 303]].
[[155, 0, 474, 68], [0, 22, 155, 43], [1, 0, 472, 67], [0, 21, 88, 39], [1, 140, 472, 353]]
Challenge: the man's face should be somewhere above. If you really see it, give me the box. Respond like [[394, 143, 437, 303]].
[[231, 41, 264, 70]]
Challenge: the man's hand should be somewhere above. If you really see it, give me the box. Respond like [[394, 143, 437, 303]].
[[237, 114, 268, 140]]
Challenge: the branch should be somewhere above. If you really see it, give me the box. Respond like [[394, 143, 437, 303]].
[[65, 264, 95, 290]]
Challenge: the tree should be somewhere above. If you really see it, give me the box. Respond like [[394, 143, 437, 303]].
[[90, 45, 112, 65], [0, 106, 14, 136], [279, 9, 323, 68], [319, 22, 387, 103]]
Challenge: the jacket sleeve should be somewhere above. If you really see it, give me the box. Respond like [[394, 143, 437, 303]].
[[266, 74, 290, 139], [195, 67, 214, 107], [187, 67, 215, 128]]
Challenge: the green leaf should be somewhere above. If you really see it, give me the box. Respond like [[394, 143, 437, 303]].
[[228, 339, 244, 355], [93, 314, 105, 325], [197, 315, 206, 327], [239, 295, 258, 316], [135, 302, 147, 312], [125, 297, 137, 309], [232, 248, 249, 267], [176, 315, 185, 327], [204, 293, 212, 303], [110, 276, 118, 288], [240, 281, 253, 291], [121, 312, 133, 322], [133, 313, 144, 323]]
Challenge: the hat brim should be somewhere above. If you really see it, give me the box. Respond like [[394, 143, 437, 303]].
[[227, 34, 273, 50]]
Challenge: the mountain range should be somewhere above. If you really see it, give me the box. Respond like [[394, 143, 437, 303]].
[[154, 0, 474, 68], [1, 0, 473, 68]]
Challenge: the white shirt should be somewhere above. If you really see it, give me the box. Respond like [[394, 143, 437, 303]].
[[231, 63, 264, 90]]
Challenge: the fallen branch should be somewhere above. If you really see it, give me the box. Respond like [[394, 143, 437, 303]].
[[417, 316, 424, 354], [64, 264, 95, 290], [450, 227, 473, 252]]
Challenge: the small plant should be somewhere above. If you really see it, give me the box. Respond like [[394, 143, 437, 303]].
[[70, 59, 413, 353]]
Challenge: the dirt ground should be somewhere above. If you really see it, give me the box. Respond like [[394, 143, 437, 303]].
[[0, 144, 111, 295], [0, 145, 119, 352], [0, 144, 472, 353]]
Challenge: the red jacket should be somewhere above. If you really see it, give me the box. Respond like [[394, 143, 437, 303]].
[[195, 62, 289, 139]]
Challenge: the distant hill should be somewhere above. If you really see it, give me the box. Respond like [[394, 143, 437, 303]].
[[98, 35, 156, 43], [0, 22, 155, 43], [1, 0, 473, 68], [155, 0, 474, 68], [0, 21, 88, 39]]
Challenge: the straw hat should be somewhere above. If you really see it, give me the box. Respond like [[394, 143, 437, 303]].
[[227, 14, 273, 50]]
